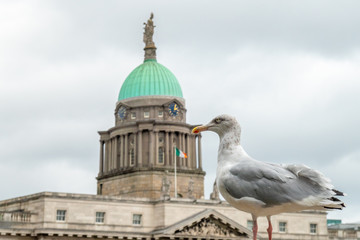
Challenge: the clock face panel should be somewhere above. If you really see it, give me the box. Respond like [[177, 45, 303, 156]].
[[168, 102, 180, 116], [118, 106, 127, 120]]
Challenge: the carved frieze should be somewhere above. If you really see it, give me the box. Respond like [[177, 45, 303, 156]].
[[175, 216, 242, 237]]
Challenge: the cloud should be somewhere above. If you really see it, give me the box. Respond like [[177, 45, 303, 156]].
[[0, 159, 96, 200], [324, 151, 360, 193], [324, 151, 360, 223], [184, 48, 359, 222]]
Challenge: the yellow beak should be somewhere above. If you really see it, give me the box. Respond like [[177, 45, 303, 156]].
[[192, 125, 209, 134]]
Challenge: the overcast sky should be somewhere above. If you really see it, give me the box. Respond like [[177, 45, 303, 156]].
[[1, 0, 359, 223]]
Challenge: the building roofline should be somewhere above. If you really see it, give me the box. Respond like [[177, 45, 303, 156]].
[[0, 191, 226, 207], [0, 191, 329, 217]]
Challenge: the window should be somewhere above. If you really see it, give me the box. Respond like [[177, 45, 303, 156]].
[[247, 220, 253, 230], [96, 212, 105, 223], [279, 222, 287, 233], [144, 111, 149, 118], [158, 111, 163, 117], [158, 147, 164, 164], [131, 112, 136, 119], [130, 149, 135, 166], [310, 223, 317, 234], [0, 213, 4, 221], [133, 214, 142, 225], [56, 210, 66, 222]]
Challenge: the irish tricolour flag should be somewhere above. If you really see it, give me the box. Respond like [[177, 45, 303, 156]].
[[175, 148, 187, 158]]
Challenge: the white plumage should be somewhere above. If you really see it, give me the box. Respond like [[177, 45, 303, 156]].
[[192, 114, 345, 240]]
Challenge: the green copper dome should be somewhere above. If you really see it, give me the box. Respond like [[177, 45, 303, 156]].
[[118, 59, 183, 100]]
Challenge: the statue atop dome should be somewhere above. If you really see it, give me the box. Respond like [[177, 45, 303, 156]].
[[143, 13, 155, 48], [143, 13, 157, 61]]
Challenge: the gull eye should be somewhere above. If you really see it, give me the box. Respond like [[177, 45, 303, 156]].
[[215, 118, 222, 124]]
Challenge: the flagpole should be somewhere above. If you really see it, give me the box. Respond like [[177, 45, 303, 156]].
[[174, 146, 177, 198]]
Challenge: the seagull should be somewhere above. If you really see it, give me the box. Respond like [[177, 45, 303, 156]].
[[192, 114, 345, 240]]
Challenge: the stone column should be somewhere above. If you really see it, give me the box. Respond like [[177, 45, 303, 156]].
[[193, 135, 197, 169], [170, 132, 175, 166], [186, 134, 190, 168], [178, 133, 182, 166], [137, 131, 142, 167], [99, 141, 104, 174], [120, 135, 124, 168], [109, 139, 112, 170], [124, 134, 128, 167], [182, 133, 186, 167], [113, 138, 116, 169], [155, 131, 159, 165], [133, 132, 137, 167], [111, 138, 115, 170], [116, 136, 120, 169], [182, 133, 185, 149], [149, 131, 154, 167], [198, 135, 202, 170], [108, 139, 112, 170], [165, 131, 169, 166], [103, 140, 107, 172], [114, 137, 118, 169]]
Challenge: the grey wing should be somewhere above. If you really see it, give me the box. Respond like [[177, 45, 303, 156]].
[[284, 163, 334, 190], [222, 161, 327, 207]]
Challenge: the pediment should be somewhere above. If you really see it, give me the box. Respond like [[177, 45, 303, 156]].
[[174, 215, 245, 237], [162, 99, 184, 109], [152, 209, 252, 239], [114, 102, 131, 112]]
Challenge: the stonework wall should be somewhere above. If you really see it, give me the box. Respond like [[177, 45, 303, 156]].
[[98, 170, 205, 199]]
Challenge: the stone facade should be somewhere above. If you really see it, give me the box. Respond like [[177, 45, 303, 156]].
[[98, 170, 204, 199]]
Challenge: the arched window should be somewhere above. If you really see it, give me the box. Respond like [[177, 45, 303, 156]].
[[130, 148, 135, 166], [158, 147, 164, 164]]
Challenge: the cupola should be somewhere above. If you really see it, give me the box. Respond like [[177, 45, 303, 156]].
[[118, 13, 183, 101]]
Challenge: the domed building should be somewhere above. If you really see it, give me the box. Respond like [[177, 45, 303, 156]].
[[97, 18, 205, 199], [0, 14, 330, 240]]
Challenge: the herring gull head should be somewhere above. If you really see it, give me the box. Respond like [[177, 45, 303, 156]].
[[192, 114, 240, 138]]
